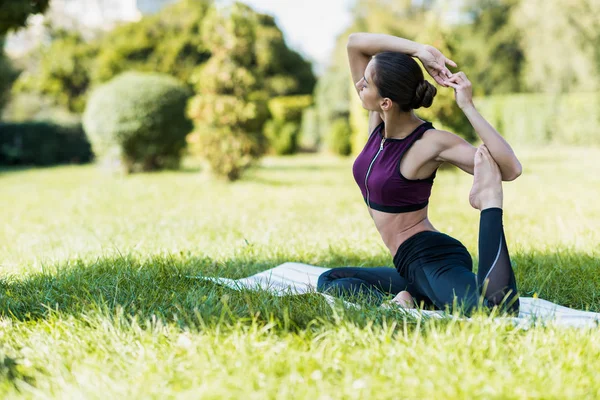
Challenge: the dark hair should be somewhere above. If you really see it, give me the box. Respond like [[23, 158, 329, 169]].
[[372, 52, 437, 112]]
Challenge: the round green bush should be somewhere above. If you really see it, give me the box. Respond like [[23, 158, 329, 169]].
[[83, 72, 192, 172]]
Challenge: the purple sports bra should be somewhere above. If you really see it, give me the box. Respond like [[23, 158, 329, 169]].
[[352, 121, 437, 213]]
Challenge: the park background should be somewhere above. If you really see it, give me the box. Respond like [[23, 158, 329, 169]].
[[1, 0, 600, 398]]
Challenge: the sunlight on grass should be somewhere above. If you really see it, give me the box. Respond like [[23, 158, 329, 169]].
[[1, 145, 599, 398]]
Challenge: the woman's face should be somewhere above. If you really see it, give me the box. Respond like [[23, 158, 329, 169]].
[[356, 60, 382, 111], [356, 59, 382, 111]]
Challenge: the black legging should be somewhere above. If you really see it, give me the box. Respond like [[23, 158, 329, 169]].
[[316, 265, 435, 306], [317, 208, 519, 314]]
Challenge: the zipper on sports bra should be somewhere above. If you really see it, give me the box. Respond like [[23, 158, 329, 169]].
[[364, 137, 385, 208]]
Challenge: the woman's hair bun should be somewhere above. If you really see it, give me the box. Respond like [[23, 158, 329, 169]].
[[411, 80, 437, 109]]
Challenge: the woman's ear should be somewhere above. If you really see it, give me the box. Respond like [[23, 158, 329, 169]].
[[380, 98, 392, 111]]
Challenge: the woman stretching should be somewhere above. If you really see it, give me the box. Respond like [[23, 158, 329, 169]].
[[317, 33, 522, 314]]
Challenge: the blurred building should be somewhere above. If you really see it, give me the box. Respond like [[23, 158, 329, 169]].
[[4, 0, 177, 57]]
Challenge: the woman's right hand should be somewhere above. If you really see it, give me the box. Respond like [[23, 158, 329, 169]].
[[415, 45, 457, 87]]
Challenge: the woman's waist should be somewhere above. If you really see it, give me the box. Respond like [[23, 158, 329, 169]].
[[372, 210, 438, 255]]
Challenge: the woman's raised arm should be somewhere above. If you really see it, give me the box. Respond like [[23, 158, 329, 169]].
[[346, 33, 456, 88], [441, 71, 522, 181]]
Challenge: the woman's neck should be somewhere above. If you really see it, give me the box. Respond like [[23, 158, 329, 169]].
[[380, 110, 425, 139]]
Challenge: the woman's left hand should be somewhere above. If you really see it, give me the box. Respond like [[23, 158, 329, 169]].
[[445, 71, 474, 110]]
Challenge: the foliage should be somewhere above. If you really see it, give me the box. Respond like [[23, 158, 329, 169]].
[[12, 1, 213, 114], [476, 91, 600, 145], [265, 95, 313, 154], [92, 0, 213, 86], [451, 0, 524, 96], [0, 0, 50, 34], [0, 121, 92, 165], [254, 14, 316, 96], [82, 72, 192, 173], [564, 0, 600, 76], [513, 0, 599, 93], [187, 3, 271, 180], [263, 119, 299, 156], [13, 30, 99, 113], [0, 93, 80, 124], [267, 95, 313, 122], [298, 106, 319, 151], [313, 64, 351, 152], [328, 118, 353, 156], [0, 38, 19, 115]]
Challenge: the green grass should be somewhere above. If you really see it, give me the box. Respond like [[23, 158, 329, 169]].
[[1, 146, 600, 398]]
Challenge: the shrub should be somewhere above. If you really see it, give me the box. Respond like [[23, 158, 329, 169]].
[[328, 118, 352, 156], [476, 92, 600, 146], [265, 95, 312, 154], [264, 119, 299, 155], [187, 3, 269, 181], [12, 30, 99, 113], [190, 126, 264, 181], [83, 72, 192, 173], [314, 66, 351, 152], [0, 121, 92, 166], [299, 106, 319, 151], [267, 95, 312, 122]]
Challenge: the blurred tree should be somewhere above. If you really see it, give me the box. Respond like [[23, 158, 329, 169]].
[[513, 0, 599, 93], [564, 0, 600, 76], [0, 0, 50, 34], [13, 30, 99, 113], [0, 37, 19, 115], [328, 118, 352, 156], [12, 0, 315, 120], [451, 0, 524, 95], [311, 65, 351, 154], [254, 14, 316, 96], [93, 0, 213, 85], [12, 0, 212, 114], [187, 2, 270, 181], [264, 95, 313, 154], [298, 105, 319, 150]]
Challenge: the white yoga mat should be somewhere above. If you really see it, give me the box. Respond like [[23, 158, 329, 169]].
[[196, 262, 600, 329]]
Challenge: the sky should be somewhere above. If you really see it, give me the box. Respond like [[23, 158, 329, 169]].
[[234, 0, 354, 75]]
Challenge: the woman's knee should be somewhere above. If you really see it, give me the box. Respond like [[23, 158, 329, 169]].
[[317, 268, 352, 292], [316, 269, 335, 292]]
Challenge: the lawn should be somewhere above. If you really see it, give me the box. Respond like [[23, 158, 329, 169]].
[[1, 146, 599, 398]]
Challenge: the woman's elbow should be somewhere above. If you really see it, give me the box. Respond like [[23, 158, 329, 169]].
[[347, 32, 365, 48], [504, 163, 523, 181], [347, 33, 357, 49]]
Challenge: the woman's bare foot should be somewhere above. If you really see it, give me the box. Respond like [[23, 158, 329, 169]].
[[391, 291, 415, 308], [469, 145, 503, 210]]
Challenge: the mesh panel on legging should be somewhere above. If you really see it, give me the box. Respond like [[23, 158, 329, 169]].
[[477, 208, 519, 311]]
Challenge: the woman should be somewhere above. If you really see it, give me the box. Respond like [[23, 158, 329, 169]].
[[317, 33, 522, 314]]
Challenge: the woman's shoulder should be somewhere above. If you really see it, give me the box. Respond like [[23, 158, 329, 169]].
[[422, 126, 455, 142], [420, 127, 473, 157]]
